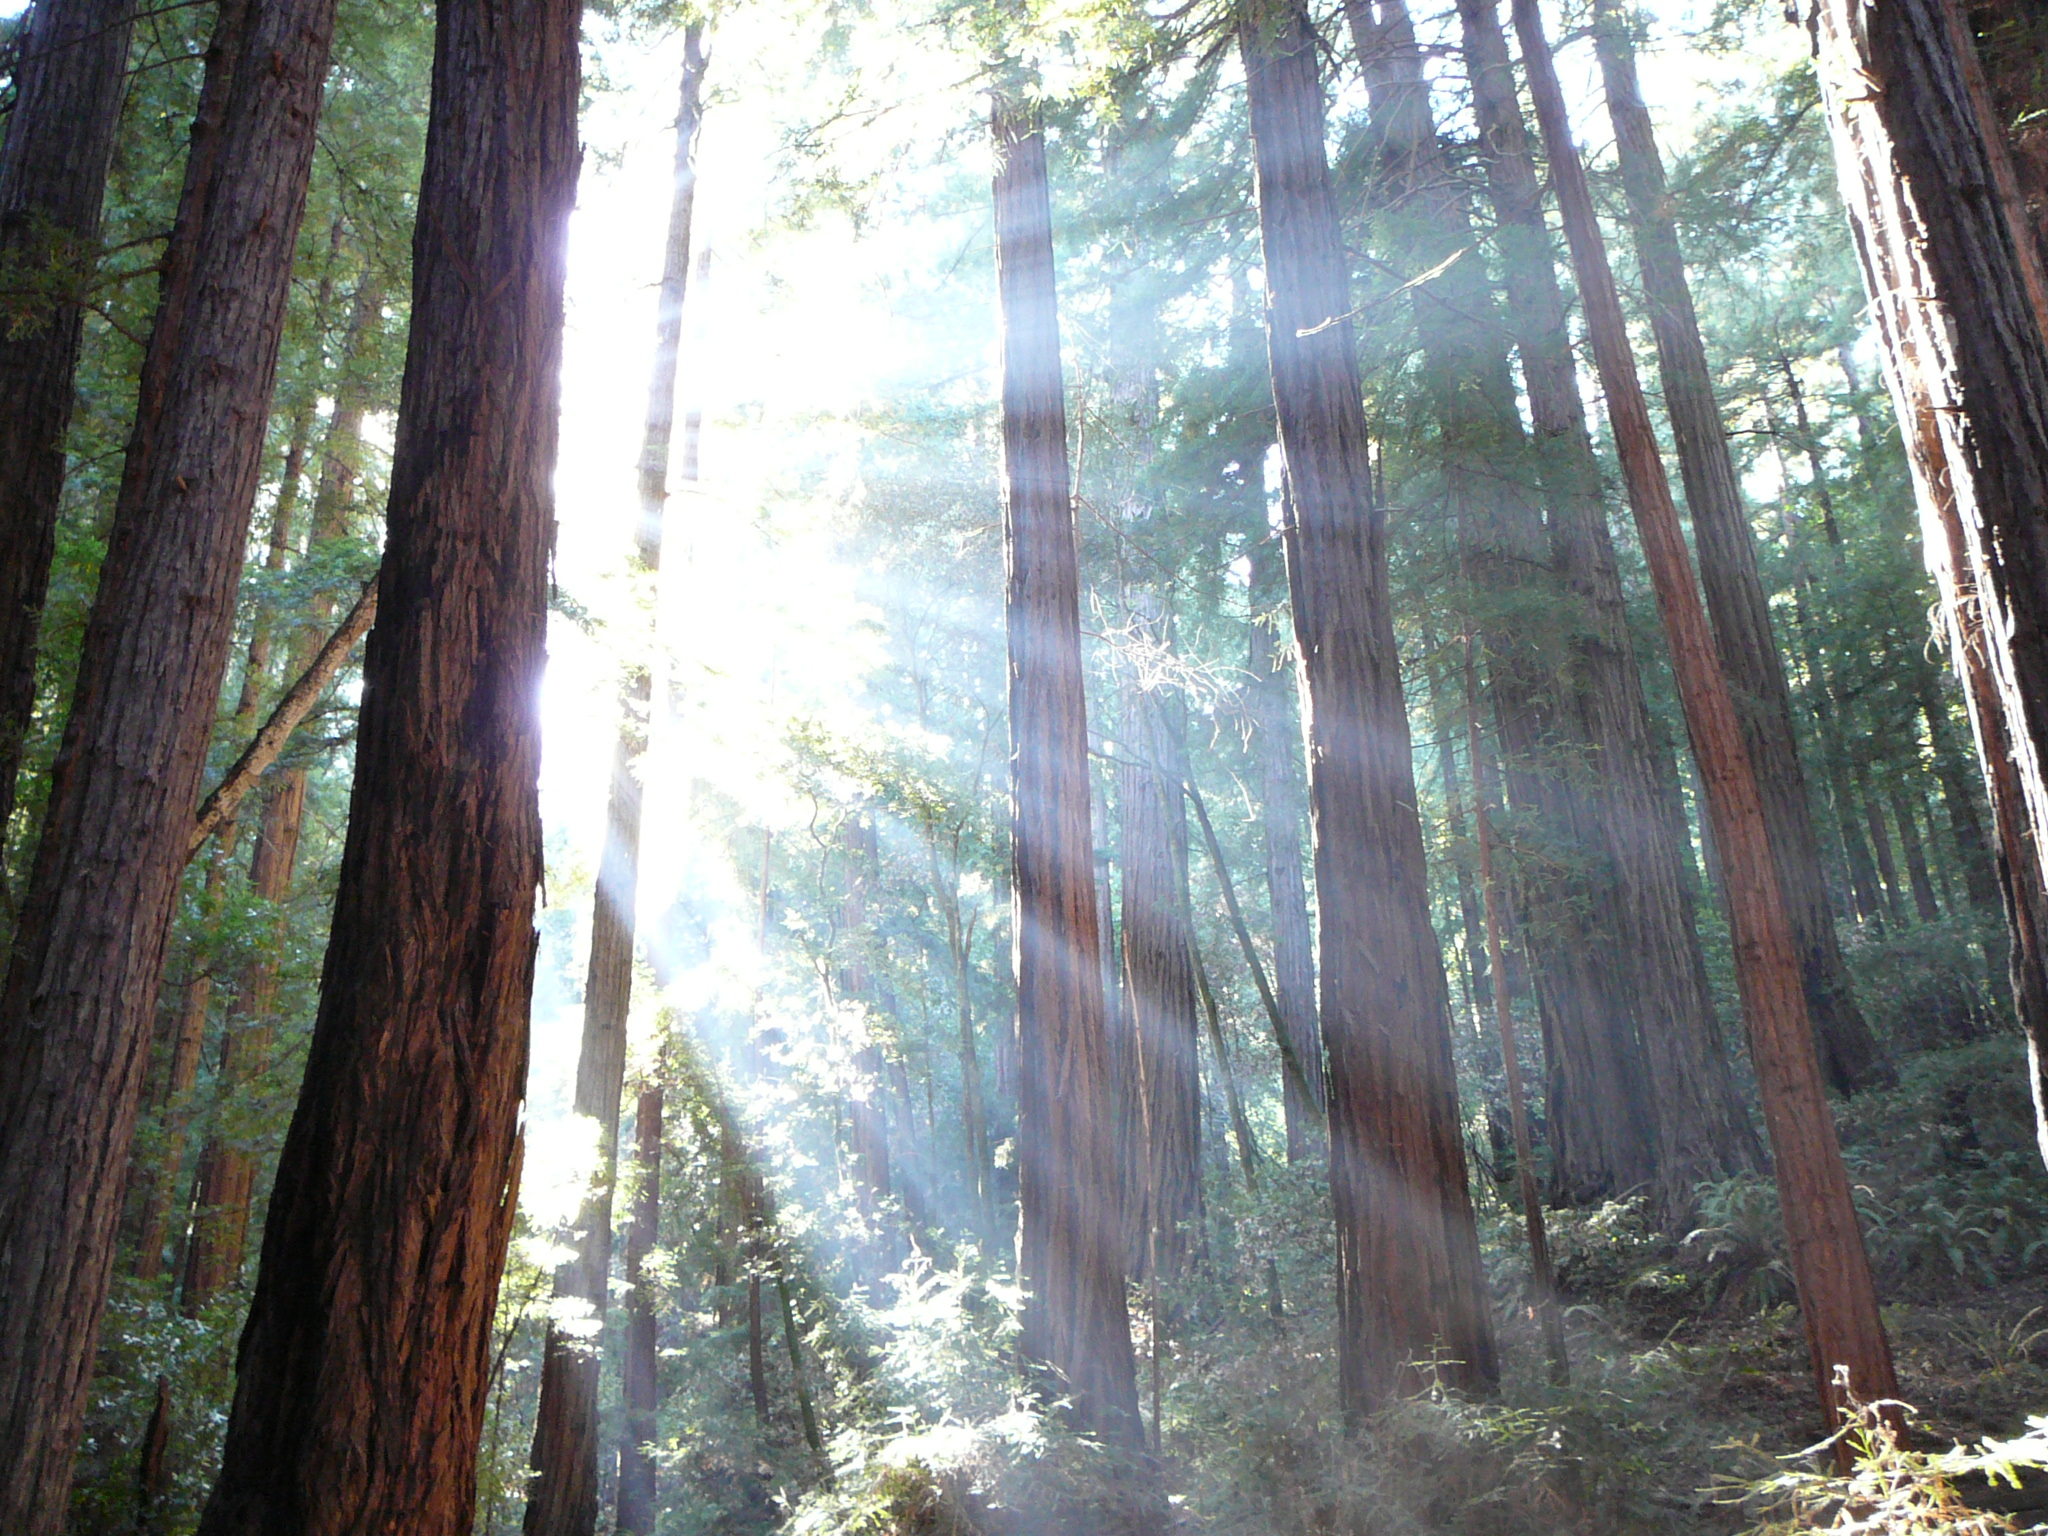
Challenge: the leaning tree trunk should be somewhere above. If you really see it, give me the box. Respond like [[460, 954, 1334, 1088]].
[[0, 0, 338, 1518], [1348, 0, 1658, 1208], [1456, 0, 1762, 1208], [1116, 624, 1203, 1281], [1246, 543, 1323, 1162], [191, 0, 579, 1520], [1594, 0, 1893, 1095], [522, 31, 700, 1535], [1809, 0, 2048, 1170], [1238, 0, 1496, 1416], [0, 0, 139, 858], [993, 91, 1144, 1449], [615, 1083, 663, 1536], [1517, 0, 1898, 1433]]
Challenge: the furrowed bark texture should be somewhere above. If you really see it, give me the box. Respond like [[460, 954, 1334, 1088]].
[[1457, 0, 1761, 1203], [1595, 0, 1892, 1095], [1810, 0, 2048, 1170], [1239, 0, 1497, 1414], [1518, 0, 1897, 1430], [0, 0, 336, 1519], [1349, 0, 1656, 1207], [1117, 648, 1203, 1280], [615, 1084, 663, 1536], [524, 33, 699, 1534], [993, 94, 1143, 1448], [0, 0, 139, 848], [192, 0, 579, 1520], [1247, 546, 1323, 1163]]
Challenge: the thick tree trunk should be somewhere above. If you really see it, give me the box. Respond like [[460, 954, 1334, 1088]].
[[524, 33, 699, 1533], [1810, 0, 2048, 1168], [0, 0, 139, 858], [1116, 636, 1203, 1281], [615, 1084, 663, 1536], [1457, 0, 1761, 1210], [1594, 0, 1892, 1096], [1518, 0, 1898, 1432], [1238, 0, 1496, 1414], [0, 0, 337, 1518], [1246, 546, 1323, 1162], [993, 92, 1143, 1448], [192, 0, 579, 1520]]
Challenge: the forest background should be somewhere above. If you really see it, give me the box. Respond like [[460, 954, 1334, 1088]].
[[6, 0, 2048, 1528]]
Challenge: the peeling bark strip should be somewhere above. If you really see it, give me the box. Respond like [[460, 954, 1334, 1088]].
[[1808, 0, 2048, 1170], [0, 0, 139, 850], [1514, 0, 1897, 1434], [191, 0, 580, 1520], [993, 91, 1143, 1449], [1593, 0, 1891, 1095], [0, 0, 338, 1519], [1237, 0, 1496, 1416]]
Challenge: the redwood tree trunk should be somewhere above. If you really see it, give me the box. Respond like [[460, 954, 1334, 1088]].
[[993, 91, 1143, 1448], [192, 0, 579, 1519], [1456, 0, 1762, 1208], [1594, 0, 1893, 1095], [523, 33, 699, 1533], [1246, 545, 1322, 1163], [0, 0, 337, 1519], [1518, 0, 1898, 1430], [1238, 0, 1496, 1414], [0, 0, 139, 854], [1809, 0, 2048, 1169], [615, 1084, 663, 1536]]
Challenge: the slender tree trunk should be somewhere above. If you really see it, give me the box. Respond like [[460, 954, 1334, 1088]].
[[1924, 683, 2003, 911], [1594, 0, 1893, 1095], [193, 0, 579, 1519], [839, 817, 894, 1235], [1246, 547, 1323, 1163], [1238, 0, 1496, 1414], [615, 1084, 663, 1536], [993, 91, 1143, 1448], [1518, 0, 1898, 1433], [523, 34, 699, 1534], [1891, 781, 1944, 922], [1856, 760, 1906, 921], [1809, 0, 2048, 1167], [0, 0, 338, 1516], [1457, 0, 1760, 1207], [0, 0, 140, 859], [1116, 622, 1202, 1281]]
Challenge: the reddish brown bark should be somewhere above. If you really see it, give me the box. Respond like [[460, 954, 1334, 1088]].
[[192, 0, 579, 1519], [1238, 0, 1496, 1414], [0, 0, 337, 1517], [1594, 0, 1893, 1096], [1518, 0, 1898, 1431], [1456, 0, 1762, 1208], [1810, 0, 2048, 1171], [615, 1084, 663, 1536], [0, 0, 139, 853], [993, 91, 1143, 1447]]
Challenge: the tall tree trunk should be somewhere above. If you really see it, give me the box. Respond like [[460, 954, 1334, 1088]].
[[0, 0, 139, 863], [1809, 0, 2048, 1167], [1246, 545, 1323, 1163], [1517, 0, 1898, 1433], [1923, 682, 2003, 911], [523, 33, 699, 1534], [193, 0, 579, 1519], [1594, 0, 1893, 1095], [0, 0, 337, 1517], [993, 92, 1143, 1448], [1347, 0, 1659, 1207], [839, 816, 894, 1234], [1891, 781, 1944, 923], [1238, 0, 1496, 1414], [1456, 0, 1761, 1206], [1856, 760, 1907, 921], [1116, 625, 1203, 1281], [615, 1083, 663, 1536]]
